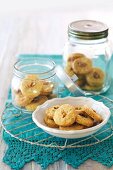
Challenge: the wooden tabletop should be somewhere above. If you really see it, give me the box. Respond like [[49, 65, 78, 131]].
[[0, 11, 113, 170]]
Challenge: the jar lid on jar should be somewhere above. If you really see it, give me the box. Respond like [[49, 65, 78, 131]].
[[68, 20, 108, 40]]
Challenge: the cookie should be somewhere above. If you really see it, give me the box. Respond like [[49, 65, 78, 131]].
[[25, 96, 48, 111], [53, 104, 76, 126], [74, 106, 82, 110], [67, 53, 86, 63], [48, 93, 57, 99], [76, 79, 85, 87], [59, 123, 85, 130], [65, 64, 75, 77], [82, 105, 103, 123], [45, 105, 60, 119], [41, 80, 54, 95], [20, 77, 43, 98], [15, 91, 33, 107], [44, 115, 59, 128], [72, 57, 92, 75], [76, 74, 85, 80], [76, 112, 94, 127], [86, 67, 105, 87], [82, 84, 102, 91]]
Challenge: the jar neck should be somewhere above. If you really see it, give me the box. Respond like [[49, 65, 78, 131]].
[[14, 58, 56, 79], [68, 36, 108, 45]]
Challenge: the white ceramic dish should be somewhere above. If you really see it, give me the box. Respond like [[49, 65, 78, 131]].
[[32, 97, 111, 139]]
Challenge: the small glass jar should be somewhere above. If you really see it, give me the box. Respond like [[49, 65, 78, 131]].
[[11, 58, 58, 112], [63, 20, 112, 95]]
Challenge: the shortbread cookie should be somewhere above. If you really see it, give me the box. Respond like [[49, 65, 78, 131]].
[[65, 64, 75, 77], [15, 91, 33, 107], [82, 84, 102, 91], [86, 67, 105, 87], [20, 78, 43, 98], [44, 115, 59, 128], [48, 93, 57, 99], [53, 104, 76, 126], [59, 123, 85, 130], [76, 112, 94, 127], [46, 105, 60, 119], [67, 53, 86, 63], [82, 105, 103, 122], [41, 80, 54, 95], [72, 57, 92, 75], [25, 96, 48, 111], [76, 79, 86, 87]]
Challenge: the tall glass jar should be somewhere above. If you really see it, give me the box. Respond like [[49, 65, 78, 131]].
[[63, 20, 112, 95], [11, 58, 58, 112]]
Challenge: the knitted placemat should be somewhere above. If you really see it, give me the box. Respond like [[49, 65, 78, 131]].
[[2, 54, 113, 170]]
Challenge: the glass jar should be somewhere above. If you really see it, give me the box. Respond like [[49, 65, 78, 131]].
[[63, 20, 112, 95], [11, 58, 58, 112]]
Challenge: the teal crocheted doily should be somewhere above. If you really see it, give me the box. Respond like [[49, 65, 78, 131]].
[[2, 54, 113, 170]]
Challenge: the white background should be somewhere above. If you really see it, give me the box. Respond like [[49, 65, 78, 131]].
[[0, 0, 113, 35], [0, 0, 113, 13], [0, 0, 113, 54]]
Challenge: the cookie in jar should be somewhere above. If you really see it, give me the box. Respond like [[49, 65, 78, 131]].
[[11, 58, 58, 112], [63, 20, 112, 94]]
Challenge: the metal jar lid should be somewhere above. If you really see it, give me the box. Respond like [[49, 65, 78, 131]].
[[68, 20, 108, 40]]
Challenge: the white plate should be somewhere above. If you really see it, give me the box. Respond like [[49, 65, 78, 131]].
[[32, 97, 111, 139]]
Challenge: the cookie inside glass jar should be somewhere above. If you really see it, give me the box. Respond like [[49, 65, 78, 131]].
[[13, 74, 56, 111], [63, 20, 112, 94], [65, 53, 105, 92], [12, 58, 58, 112]]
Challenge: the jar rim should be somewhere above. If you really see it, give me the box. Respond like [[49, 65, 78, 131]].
[[68, 20, 108, 40], [14, 58, 56, 78]]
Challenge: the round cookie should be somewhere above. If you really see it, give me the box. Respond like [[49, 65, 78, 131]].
[[76, 112, 94, 127], [67, 53, 86, 63], [25, 96, 48, 111], [86, 67, 105, 87], [48, 93, 57, 99], [15, 91, 33, 107], [82, 84, 102, 91], [53, 104, 76, 126], [72, 57, 92, 75], [46, 105, 60, 119], [75, 74, 86, 87], [20, 78, 43, 98], [65, 64, 75, 77], [59, 123, 85, 130], [76, 74, 85, 80], [44, 115, 59, 128], [82, 105, 103, 123], [41, 80, 54, 95], [76, 79, 85, 87]]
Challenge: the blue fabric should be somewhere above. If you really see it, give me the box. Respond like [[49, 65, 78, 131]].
[[2, 54, 113, 170]]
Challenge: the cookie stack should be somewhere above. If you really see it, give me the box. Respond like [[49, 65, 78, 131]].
[[13, 74, 55, 111], [65, 53, 105, 91], [44, 104, 103, 130]]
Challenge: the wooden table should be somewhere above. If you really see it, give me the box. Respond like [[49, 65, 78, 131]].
[[0, 11, 113, 170]]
